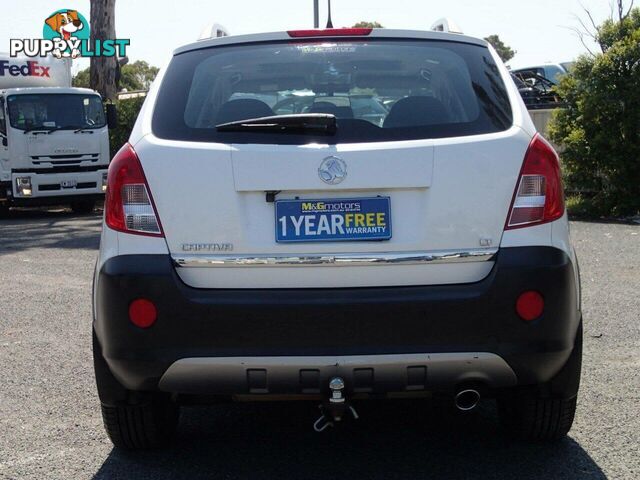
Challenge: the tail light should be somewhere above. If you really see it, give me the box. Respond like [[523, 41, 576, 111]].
[[129, 298, 157, 328], [506, 134, 565, 229], [516, 291, 544, 321], [287, 28, 372, 37], [105, 143, 163, 237]]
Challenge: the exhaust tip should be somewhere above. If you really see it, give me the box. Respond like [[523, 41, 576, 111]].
[[454, 389, 481, 411]]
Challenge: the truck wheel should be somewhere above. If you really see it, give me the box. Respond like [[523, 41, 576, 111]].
[[93, 332, 179, 449], [498, 321, 582, 441], [70, 200, 95, 214]]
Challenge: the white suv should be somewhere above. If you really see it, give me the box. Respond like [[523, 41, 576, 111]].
[[93, 27, 582, 449]]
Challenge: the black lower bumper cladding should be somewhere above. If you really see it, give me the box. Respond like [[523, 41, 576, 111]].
[[94, 246, 580, 394]]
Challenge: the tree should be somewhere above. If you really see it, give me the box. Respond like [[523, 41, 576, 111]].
[[90, 0, 118, 101], [118, 61, 159, 91], [109, 97, 145, 153], [73, 60, 159, 92], [570, 0, 636, 55], [548, 8, 640, 216], [484, 34, 516, 63], [352, 21, 383, 28], [72, 68, 90, 88]]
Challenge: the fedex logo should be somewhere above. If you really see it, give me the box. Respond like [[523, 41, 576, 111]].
[[0, 60, 50, 78]]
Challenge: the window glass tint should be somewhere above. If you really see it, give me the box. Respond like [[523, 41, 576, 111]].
[[543, 65, 565, 83], [7, 94, 105, 131], [153, 39, 513, 144]]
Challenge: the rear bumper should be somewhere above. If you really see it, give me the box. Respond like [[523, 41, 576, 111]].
[[93, 246, 581, 396]]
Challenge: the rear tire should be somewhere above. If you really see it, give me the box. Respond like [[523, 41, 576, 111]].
[[70, 200, 95, 214], [498, 321, 582, 441], [93, 332, 179, 449], [100, 395, 179, 450]]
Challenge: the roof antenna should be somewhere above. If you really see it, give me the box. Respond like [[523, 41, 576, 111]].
[[326, 0, 334, 28]]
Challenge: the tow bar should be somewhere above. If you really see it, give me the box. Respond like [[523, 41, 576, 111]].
[[313, 377, 359, 432]]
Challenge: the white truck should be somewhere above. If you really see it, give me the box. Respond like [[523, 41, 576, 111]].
[[0, 54, 112, 213]]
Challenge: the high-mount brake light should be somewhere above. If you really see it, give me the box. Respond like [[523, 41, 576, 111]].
[[287, 28, 373, 37], [105, 143, 164, 237], [506, 134, 565, 229]]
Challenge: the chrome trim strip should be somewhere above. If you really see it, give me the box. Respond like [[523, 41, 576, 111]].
[[172, 248, 498, 268]]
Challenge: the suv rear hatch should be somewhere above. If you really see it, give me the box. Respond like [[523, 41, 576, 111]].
[[135, 32, 531, 288]]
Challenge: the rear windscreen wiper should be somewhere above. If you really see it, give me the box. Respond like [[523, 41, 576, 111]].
[[216, 114, 337, 135]]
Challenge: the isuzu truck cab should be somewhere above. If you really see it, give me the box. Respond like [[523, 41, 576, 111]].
[[0, 54, 110, 213]]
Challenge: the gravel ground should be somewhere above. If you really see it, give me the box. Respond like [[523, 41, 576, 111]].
[[0, 209, 638, 479]]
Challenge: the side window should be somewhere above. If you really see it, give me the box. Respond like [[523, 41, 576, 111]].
[[0, 98, 6, 136], [82, 97, 105, 126], [543, 66, 564, 83]]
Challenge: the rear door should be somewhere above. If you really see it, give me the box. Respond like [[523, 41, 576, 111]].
[[137, 34, 531, 288]]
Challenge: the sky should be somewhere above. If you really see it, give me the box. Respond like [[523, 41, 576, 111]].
[[0, 0, 618, 74]]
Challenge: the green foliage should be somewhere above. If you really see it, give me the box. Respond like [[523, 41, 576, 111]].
[[484, 34, 516, 63], [565, 194, 597, 218], [72, 60, 159, 93], [549, 9, 640, 216], [109, 96, 145, 155], [119, 60, 159, 91], [72, 68, 90, 88], [352, 21, 383, 28]]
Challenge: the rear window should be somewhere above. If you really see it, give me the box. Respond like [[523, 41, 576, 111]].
[[153, 39, 512, 144]]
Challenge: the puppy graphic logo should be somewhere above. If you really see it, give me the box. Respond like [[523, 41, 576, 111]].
[[43, 9, 89, 59], [9, 9, 129, 59]]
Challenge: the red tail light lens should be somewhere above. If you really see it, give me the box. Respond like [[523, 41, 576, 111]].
[[516, 291, 544, 321], [287, 28, 373, 37], [129, 298, 157, 328], [506, 134, 565, 229], [105, 143, 164, 237]]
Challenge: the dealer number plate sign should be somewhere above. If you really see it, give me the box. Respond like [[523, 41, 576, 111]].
[[275, 197, 392, 243]]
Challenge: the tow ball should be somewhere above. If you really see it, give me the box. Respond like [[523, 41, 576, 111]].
[[313, 377, 359, 432]]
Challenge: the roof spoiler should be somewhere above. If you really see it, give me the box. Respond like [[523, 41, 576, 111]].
[[430, 18, 464, 34]]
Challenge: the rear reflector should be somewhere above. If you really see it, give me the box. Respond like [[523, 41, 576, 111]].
[[105, 143, 164, 237], [506, 134, 565, 229], [516, 291, 544, 321], [287, 28, 372, 37], [129, 298, 157, 328]]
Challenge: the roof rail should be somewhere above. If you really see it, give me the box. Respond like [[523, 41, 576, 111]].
[[430, 18, 464, 34], [198, 23, 230, 41]]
